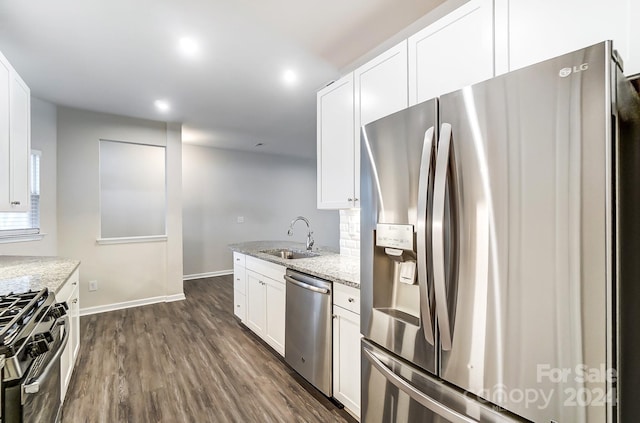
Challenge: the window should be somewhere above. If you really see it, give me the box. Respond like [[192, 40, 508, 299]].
[[99, 140, 166, 240], [0, 150, 41, 238]]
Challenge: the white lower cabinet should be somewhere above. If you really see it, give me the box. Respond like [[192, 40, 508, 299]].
[[246, 270, 267, 334], [333, 284, 361, 419], [233, 253, 247, 321], [58, 268, 80, 402], [264, 276, 285, 354], [244, 257, 286, 356]]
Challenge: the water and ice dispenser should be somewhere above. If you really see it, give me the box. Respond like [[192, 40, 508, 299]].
[[373, 223, 421, 324]]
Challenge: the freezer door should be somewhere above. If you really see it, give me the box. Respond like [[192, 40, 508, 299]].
[[434, 42, 612, 422], [361, 340, 524, 423], [360, 99, 438, 375]]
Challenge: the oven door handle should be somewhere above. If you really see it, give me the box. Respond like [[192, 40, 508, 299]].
[[22, 316, 69, 398]]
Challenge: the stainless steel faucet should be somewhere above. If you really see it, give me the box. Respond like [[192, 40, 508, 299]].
[[288, 216, 314, 250]]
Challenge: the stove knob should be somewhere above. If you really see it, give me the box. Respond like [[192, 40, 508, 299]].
[[39, 331, 53, 344], [50, 303, 68, 319], [26, 339, 50, 359]]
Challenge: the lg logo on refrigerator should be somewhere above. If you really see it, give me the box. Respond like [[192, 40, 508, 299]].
[[559, 63, 589, 77]]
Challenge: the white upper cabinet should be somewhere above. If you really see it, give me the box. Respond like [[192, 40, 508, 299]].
[[0, 51, 30, 212], [497, 0, 640, 76], [355, 40, 408, 128], [317, 74, 355, 210], [408, 0, 494, 106], [354, 41, 408, 208], [0, 59, 10, 210], [9, 74, 30, 212], [318, 42, 408, 210]]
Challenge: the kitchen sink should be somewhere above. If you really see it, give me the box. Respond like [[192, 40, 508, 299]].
[[260, 249, 320, 259]]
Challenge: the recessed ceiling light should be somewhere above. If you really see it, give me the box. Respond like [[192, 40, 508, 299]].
[[282, 69, 298, 86], [178, 37, 199, 57], [154, 100, 170, 112]]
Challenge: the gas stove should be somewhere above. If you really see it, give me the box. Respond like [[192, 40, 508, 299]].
[[0, 288, 69, 423]]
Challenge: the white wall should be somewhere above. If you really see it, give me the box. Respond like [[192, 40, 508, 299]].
[[57, 107, 183, 312], [0, 97, 57, 256], [182, 145, 339, 277]]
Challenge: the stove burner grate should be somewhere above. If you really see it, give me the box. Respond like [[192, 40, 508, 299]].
[[0, 289, 49, 346]]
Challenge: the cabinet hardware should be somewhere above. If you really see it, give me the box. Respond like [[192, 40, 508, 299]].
[[332, 314, 337, 319], [72, 299, 78, 304], [348, 298, 355, 303], [10, 201, 20, 206], [347, 198, 353, 202], [353, 198, 359, 202]]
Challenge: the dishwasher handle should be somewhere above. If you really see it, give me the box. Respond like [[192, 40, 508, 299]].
[[284, 275, 330, 294]]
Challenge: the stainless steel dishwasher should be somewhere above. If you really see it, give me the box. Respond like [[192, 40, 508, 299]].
[[284, 268, 333, 397]]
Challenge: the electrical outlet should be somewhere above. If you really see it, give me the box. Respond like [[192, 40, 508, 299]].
[[89, 280, 98, 291], [237, 216, 245, 224]]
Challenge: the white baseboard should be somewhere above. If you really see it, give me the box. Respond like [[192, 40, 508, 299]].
[[165, 293, 186, 302], [183, 269, 233, 281], [80, 293, 186, 317]]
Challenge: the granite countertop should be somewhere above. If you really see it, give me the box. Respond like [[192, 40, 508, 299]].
[[0, 256, 81, 296], [229, 241, 360, 288]]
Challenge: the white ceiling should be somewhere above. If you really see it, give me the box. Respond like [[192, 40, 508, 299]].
[[0, 0, 444, 158]]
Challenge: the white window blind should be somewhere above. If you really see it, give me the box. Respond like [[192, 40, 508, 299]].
[[0, 151, 41, 237]]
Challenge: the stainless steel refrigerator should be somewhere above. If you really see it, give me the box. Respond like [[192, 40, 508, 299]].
[[360, 41, 640, 423]]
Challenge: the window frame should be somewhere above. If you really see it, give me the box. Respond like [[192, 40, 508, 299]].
[[96, 139, 167, 245]]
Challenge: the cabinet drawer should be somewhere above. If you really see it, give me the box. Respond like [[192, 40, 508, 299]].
[[245, 256, 286, 282], [56, 269, 79, 302], [333, 283, 360, 314], [233, 264, 246, 294], [233, 252, 246, 267], [234, 290, 246, 321]]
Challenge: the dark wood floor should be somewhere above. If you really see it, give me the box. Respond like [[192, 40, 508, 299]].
[[61, 275, 357, 423]]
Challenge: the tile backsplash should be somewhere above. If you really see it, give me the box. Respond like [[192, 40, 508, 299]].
[[339, 209, 360, 258]]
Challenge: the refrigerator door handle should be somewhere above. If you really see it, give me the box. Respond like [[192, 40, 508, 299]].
[[416, 126, 436, 345], [433, 123, 454, 351], [363, 348, 477, 423]]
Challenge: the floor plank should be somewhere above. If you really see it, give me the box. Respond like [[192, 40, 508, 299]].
[[61, 275, 357, 423]]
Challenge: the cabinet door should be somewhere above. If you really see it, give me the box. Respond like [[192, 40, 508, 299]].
[[264, 277, 285, 356], [246, 271, 266, 336], [233, 264, 246, 294], [8, 73, 29, 212], [333, 305, 361, 418], [60, 269, 79, 402], [234, 290, 246, 321], [408, 0, 494, 105], [355, 40, 408, 127], [0, 58, 9, 210], [354, 41, 408, 207], [501, 0, 640, 75], [317, 74, 355, 209], [70, 285, 80, 360]]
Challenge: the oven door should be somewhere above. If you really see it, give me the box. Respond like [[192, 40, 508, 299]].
[[22, 315, 69, 423]]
